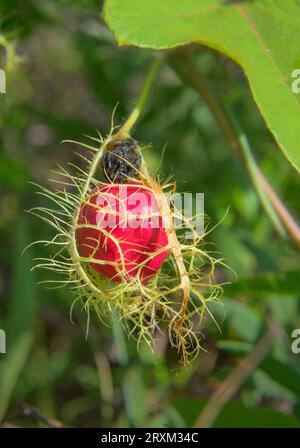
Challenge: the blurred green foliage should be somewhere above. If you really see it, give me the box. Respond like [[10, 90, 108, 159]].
[[0, 0, 300, 428]]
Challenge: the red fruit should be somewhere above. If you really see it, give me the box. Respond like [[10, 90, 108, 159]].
[[76, 182, 169, 283]]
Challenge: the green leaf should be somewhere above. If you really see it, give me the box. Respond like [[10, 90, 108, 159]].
[[217, 341, 300, 398], [213, 229, 256, 277], [261, 358, 300, 399], [253, 370, 296, 402], [0, 333, 33, 422], [174, 398, 300, 428], [217, 340, 254, 355], [123, 365, 148, 427], [268, 295, 298, 325], [104, 0, 300, 172], [225, 270, 300, 297], [216, 402, 300, 428], [110, 310, 128, 366], [221, 298, 263, 343], [0, 221, 38, 422]]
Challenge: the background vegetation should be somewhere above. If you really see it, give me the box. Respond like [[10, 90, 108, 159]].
[[0, 0, 300, 428]]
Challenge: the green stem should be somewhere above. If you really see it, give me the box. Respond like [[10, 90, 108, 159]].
[[68, 57, 164, 294], [80, 57, 162, 199], [171, 49, 300, 250], [118, 56, 163, 137], [226, 107, 286, 238]]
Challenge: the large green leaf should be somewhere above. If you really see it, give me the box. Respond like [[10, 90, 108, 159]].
[[104, 0, 300, 172]]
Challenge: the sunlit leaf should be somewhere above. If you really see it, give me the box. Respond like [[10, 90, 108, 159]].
[[104, 0, 300, 172]]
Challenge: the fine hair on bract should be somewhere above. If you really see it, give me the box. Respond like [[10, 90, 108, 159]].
[[27, 113, 226, 367]]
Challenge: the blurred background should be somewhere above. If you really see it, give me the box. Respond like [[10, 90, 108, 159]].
[[1, 0, 300, 428]]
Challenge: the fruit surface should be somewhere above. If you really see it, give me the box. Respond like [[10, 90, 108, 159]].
[[76, 182, 169, 283]]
